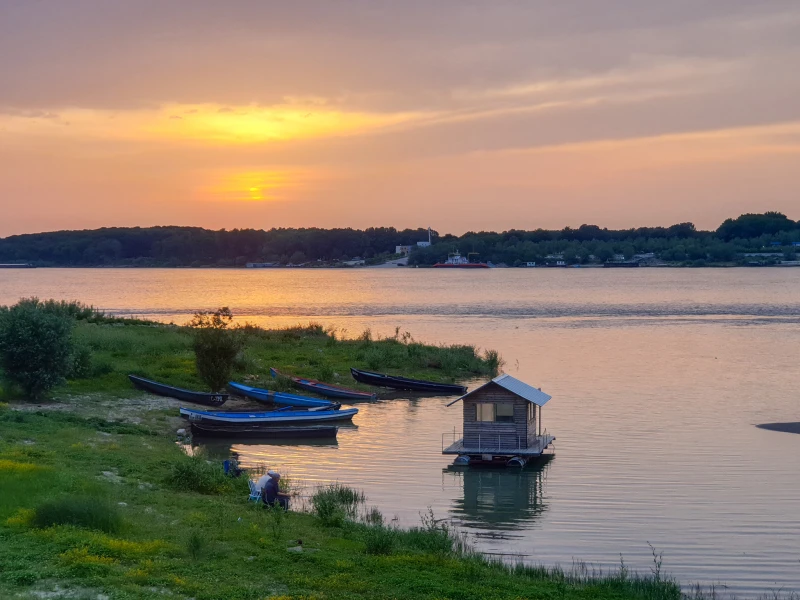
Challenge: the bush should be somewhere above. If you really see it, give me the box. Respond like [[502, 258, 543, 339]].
[[311, 484, 365, 527], [0, 298, 75, 399], [165, 453, 246, 495], [363, 525, 397, 555], [403, 508, 456, 555], [190, 308, 243, 392], [33, 496, 122, 533], [69, 345, 93, 379]]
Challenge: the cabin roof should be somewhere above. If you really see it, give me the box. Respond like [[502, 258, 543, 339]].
[[447, 374, 552, 407]]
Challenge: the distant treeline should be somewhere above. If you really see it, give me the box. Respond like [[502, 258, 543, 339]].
[[0, 226, 435, 267], [0, 212, 798, 267], [410, 212, 800, 266]]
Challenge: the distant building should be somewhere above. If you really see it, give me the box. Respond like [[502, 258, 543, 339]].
[[395, 245, 414, 255], [416, 227, 433, 247], [246, 262, 278, 268], [525, 262, 536, 267]]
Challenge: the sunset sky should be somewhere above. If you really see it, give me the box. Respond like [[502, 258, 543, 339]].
[[1, 0, 799, 236]]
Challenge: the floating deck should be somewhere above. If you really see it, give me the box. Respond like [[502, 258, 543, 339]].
[[442, 434, 555, 458]]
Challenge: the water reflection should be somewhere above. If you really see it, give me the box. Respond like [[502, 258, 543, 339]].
[[191, 437, 339, 462], [446, 456, 552, 533]]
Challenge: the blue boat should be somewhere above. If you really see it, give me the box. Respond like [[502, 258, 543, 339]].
[[227, 381, 340, 409], [270, 368, 377, 401], [180, 406, 357, 425]]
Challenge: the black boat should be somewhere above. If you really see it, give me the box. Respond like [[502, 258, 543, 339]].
[[189, 422, 338, 439], [350, 368, 467, 395], [128, 375, 228, 407]]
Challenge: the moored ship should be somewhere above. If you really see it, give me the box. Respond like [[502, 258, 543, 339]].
[[432, 251, 490, 268]]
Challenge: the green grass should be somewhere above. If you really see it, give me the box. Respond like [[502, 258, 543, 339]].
[[0, 397, 689, 600], [32, 496, 123, 534], [0, 315, 691, 599], [33, 318, 503, 399]]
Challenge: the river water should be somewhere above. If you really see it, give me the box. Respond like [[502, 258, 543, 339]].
[[2, 267, 799, 595]]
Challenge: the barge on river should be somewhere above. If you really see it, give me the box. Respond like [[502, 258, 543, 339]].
[[442, 374, 554, 467]]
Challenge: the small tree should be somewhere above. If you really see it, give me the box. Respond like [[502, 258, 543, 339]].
[[190, 307, 242, 392], [0, 299, 75, 399]]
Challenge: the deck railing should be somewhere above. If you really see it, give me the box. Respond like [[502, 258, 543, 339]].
[[442, 430, 551, 453]]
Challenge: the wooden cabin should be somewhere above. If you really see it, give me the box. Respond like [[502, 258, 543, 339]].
[[442, 374, 555, 467]]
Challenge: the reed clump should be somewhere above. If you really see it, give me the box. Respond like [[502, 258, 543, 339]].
[[32, 496, 123, 534], [165, 452, 248, 496]]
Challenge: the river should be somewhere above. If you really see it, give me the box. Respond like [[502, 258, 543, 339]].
[[2, 267, 799, 595]]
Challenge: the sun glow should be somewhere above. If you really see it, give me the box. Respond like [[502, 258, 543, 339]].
[[0, 103, 420, 146], [202, 170, 304, 202]]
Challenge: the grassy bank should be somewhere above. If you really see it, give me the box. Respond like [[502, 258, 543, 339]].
[[0, 404, 684, 600], [0, 313, 686, 599], [51, 318, 502, 399]]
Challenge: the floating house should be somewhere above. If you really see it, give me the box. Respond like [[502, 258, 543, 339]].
[[442, 374, 555, 467]]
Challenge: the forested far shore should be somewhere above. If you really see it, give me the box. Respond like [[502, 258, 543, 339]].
[[0, 212, 798, 268]]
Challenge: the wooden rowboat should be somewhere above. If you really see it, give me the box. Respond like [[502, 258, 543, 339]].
[[350, 368, 467, 395], [227, 382, 340, 409], [129, 375, 227, 407], [189, 422, 338, 439], [270, 368, 376, 401], [180, 406, 358, 425]]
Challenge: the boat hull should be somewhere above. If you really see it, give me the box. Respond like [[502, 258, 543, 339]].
[[180, 406, 358, 424], [350, 368, 466, 395], [228, 382, 339, 409], [129, 375, 227, 407], [270, 368, 376, 401], [189, 422, 338, 439]]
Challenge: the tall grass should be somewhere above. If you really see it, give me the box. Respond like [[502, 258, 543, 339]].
[[32, 496, 123, 534], [165, 453, 248, 496], [310, 483, 365, 527], [354, 337, 502, 379], [505, 560, 682, 600]]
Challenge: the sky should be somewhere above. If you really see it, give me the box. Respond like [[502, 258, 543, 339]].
[[1, 0, 799, 236]]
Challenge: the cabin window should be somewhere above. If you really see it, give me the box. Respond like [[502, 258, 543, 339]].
[[476, 403, 514, 422], [528, 403, 536, 422], [496, 403, 514, 422], [476, 403, 495, 422]]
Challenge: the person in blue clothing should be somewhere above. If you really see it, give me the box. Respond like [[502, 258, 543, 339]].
[[260, 470, 289, 509]]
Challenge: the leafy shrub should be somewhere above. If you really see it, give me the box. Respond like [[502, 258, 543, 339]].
[[0, 298, 75, 399], [265, 502, 286, 541], [33, 496, 122, 533], [363, 346, 387, 370], [311, 484, 365, 527], [403, 508, 456, 555], [69, 345, 93, 379], [190, 308, 243, 392], [363, 525, 397, 555], [483, 349, 504, 377], [165, 453, 247, 495], [316, 363, 334, 382]]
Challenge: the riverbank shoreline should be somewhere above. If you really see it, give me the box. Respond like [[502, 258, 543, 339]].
[[0, 314, 692, 599], [0, 394, 689, 600]]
